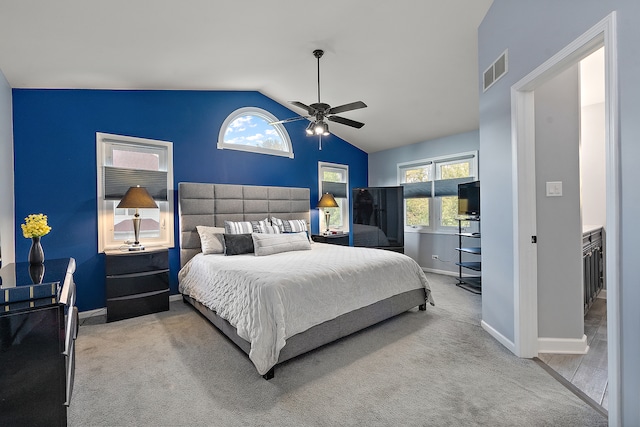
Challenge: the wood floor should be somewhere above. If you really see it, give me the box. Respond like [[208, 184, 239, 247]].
[[537, 297, 608, 410]]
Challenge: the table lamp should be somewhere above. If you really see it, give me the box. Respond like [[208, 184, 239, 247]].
[[316, 193, 339, 234], [116, 185, 158, 251]]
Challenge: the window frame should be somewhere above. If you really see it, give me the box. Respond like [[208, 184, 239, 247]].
[[318, 161, 350, 233], [217, 107, 294, 158], [96, 132, 175, 252], [398, 151, 478, 234]]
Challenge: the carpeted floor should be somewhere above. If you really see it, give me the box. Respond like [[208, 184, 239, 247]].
[[69, 273, 607, 426]]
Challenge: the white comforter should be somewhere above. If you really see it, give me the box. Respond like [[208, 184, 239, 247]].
[[178, 243, 433, 375]]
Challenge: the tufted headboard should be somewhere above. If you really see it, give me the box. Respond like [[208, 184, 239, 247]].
[[178, 182, 311, 267]]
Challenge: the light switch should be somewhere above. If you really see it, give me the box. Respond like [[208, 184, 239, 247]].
[[546, 181, 563, 197]]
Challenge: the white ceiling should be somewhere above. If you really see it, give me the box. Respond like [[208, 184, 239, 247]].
[[0, 1, 493, 153]]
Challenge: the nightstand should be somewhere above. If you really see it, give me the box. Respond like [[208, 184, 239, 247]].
[[105, 248, 170, 322], [311, 233, 350, 246]]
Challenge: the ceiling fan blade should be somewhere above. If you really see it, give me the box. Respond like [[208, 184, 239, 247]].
[[326, 101, 367, 115], [289, 101, 317, 115], [269, 115, 310, 125], [327, 115, 365, 129]]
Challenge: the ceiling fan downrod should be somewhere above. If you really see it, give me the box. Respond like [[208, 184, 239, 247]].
[[313, 49, 324, 104]]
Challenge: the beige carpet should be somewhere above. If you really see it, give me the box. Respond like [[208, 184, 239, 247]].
[[69, 273, 607, 426]]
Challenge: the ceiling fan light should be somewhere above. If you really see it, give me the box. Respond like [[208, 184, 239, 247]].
[[314, 122, 325, 135], [322, 122, 330, 136], [305, 122, 315, 135]]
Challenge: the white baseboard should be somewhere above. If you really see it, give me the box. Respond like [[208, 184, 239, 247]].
[[597, 289, 607, 299], [169, 294, 183, 302], [421, 267, 458, 277], [538, 334, 589, 354], [481, 320, 517, 354]]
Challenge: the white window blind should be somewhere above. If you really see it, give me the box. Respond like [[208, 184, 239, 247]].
[[398, 151, 478, 231], [103, 167, 168, 200]]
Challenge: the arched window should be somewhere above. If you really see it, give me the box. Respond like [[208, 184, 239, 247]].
[[217, 107, 294, 158]]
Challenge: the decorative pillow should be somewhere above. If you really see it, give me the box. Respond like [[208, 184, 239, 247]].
[[271, 217, 308, 233], [224, 219, 271, 234], [254, 223, 281, 234], [224, 220, 254, 235], [252, 232, 311, 256], [196, 226, 226, 254], [223, 233, 254, 256]]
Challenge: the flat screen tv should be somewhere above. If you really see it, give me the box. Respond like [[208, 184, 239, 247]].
[[458, 181, 480, 217]]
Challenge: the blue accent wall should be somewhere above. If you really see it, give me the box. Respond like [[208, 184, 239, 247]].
[[12, 89, 368, 311]]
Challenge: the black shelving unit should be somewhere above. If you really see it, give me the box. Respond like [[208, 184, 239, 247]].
[[456, 217, 481, 294]]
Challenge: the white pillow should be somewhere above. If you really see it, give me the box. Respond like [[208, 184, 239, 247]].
[[196, 226, 226, 254], [252, 232, 311, 256]]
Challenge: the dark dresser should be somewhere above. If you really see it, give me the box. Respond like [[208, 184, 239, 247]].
[[352, 186, 404, 253], [105, 248, 170, 322], [0, 257, 78, 427]]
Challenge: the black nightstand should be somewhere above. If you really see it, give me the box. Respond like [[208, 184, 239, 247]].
[[105, 248, 170, 322], [311, 233, 350, 246]]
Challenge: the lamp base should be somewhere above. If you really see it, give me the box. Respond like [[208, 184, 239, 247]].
[[324, 210, 331, 235], [128, 215, 145, 251]]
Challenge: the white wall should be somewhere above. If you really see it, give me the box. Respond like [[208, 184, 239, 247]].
[[368, 130, 479, 274], [479, 1, 640, 424], [580, 102, 606, 227], [580, 48, 606, 228], [0, 68, 14, 264]]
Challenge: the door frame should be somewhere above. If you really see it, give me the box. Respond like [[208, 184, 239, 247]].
[[510, 12, 619, 423]]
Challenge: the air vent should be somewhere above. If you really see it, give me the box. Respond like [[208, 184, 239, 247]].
[[483, 49, 508, 92]]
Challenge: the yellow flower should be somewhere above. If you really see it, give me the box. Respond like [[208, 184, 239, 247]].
[[21, 213, 52, 238]]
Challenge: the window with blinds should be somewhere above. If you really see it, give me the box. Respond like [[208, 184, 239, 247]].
[[96, 133, 174, 251], [398, 151, 478, 231], [318, 162, 349, 232]]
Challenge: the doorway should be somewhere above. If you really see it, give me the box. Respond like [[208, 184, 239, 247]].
[[534, 47, 608, 408], [510, 12, 619, 422]]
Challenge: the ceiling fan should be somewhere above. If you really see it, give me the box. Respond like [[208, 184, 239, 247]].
[[272, 49, 367, 136]]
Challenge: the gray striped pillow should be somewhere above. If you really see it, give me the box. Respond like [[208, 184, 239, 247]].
[[271, 217, 307, 233], [224, 220, 253, 234], [224, 219, 271, 234], [255, 222, 281, 234]]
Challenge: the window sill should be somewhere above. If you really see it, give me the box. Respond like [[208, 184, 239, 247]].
[[404, 228, 459, 236], [101, 243, 174, 253]]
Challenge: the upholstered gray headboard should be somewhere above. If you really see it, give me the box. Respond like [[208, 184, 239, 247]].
[[178, 182, 311, 267]]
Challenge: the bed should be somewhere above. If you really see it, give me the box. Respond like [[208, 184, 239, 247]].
[[177, 182, 434, 379]]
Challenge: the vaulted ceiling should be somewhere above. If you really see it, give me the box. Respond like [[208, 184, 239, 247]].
[[0, 1, 493, 153]]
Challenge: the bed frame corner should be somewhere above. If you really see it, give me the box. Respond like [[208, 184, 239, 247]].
[[262, 368, 275, 380]]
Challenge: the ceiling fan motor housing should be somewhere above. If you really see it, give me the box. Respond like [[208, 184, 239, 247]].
[[310, 103, 331, 113]]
